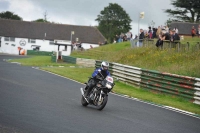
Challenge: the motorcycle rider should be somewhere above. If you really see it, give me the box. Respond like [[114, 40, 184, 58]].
[[85, 61, 111, 98]]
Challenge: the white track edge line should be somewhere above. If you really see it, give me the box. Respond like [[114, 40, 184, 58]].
[[34, 67, 200, 120]]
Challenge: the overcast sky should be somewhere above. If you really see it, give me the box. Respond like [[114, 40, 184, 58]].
[[0, 0, 173, 35]]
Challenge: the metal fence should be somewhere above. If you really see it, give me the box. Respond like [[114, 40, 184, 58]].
[[130, 39, 200, 52], [95, 60, 200, 105]]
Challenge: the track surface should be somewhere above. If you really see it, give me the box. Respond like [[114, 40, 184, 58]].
[[0, 54, 200, 133]]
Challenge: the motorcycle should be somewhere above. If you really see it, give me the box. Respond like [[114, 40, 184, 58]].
[[80, 71, 115, 110]]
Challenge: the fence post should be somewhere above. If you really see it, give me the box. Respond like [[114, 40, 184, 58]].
[[187, 42, 190, 51], [197, 42, 200, 50]]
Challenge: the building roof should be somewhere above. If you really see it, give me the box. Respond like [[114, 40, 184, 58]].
[[0, 19, 105, 44], [170, 22, 200, 35]]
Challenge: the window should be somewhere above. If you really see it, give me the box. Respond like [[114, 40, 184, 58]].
[[11, 44, 16, 47], [4, 37, 15, 42], [4, 37, 9, 41], [28, 39, 36, 43], [49, 40, 54, 45], [5, 43, 9, 45], [10, 37, 15, 42]]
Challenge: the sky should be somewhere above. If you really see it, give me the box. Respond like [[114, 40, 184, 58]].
[[0, 0, 173, 35]]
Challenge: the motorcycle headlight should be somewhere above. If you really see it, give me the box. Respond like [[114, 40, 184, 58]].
[[106, 83, 112, 89]]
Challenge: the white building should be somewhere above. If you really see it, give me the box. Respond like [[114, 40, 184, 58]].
[[0, 19, 106, 55]]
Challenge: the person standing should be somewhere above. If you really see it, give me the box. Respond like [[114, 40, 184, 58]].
[[191, 26, 196, 38], [156, 26, 161, 38], [198, 25, 200, 38], [174, 27, 179, 34], [170, 29, 180, 48], [148, 27, 152, 39], [139, 29, 144, 47], [165, 25, 169, 33]]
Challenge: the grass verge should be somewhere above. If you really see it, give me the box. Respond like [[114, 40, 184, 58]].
[[8, 56, 77, 67], [71, 41, 200, 77]]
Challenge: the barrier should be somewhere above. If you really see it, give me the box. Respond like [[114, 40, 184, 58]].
[[61, 56, 95, 67], [76, 58, 95, 67], [95, 60, 200, 105], [130, 39, 200, 52], [27, 50, 53, 56], [62, 56, 77, 64]]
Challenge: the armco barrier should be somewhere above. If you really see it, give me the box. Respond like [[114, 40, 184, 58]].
[[62, 56, 77, 64], [27, 50, 53, 56], [51, 55, 57, 63], [95, 60, 200, 105], [194, 78, 200, 105]]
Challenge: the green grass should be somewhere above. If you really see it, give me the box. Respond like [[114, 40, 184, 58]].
[[8, 56, 77, 67], [181, 36, 200, 45]]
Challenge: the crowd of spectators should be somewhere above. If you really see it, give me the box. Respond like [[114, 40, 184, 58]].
[[114, 32, 133, 43], [73, 24, 200, 50], [113, 25, 181, 48], [120, 23, 199, 48]]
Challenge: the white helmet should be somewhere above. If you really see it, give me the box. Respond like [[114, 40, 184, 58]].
[[101, 61, 109, 70]]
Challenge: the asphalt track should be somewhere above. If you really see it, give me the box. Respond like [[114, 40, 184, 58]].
[[0, 54, 200, 133]]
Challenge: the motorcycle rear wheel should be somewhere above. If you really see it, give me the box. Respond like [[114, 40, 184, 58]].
[[81, 96, 89, 106], [96, 95, 108, 111]]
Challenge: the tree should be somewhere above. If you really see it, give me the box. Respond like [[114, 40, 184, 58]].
[[0, 11, 22, 20], [33, 18, 49, 23], [96, 3, 132, 42], [165, 18, 173, 27], [165, 0, 200, 23], [33, 11, 50, 23]]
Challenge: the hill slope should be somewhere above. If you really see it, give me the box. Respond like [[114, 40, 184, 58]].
[[71, 42, 200, 77]]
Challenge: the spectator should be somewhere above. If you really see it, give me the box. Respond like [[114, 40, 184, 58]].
[[126, 32, 131, 41], [115, 35, 119, 43], [156, 32, 165, 48], [144, 30, 149, 38], [124, 35, 127, 41], [139, 29, 144, 47], [170, 29, 180, 48], [156, 26, 161, 37], [170, 29, 180, 42], [148, 26, 153, 39], [72, 42, 77, 51], [134, 35, 138, 39], [164, 30, 170, 41], [165, 25, 169, 33], [191, 26, 196, 38], [174, 27, 179, 34], [152, 28, 157, 39], [156, 30, 170, 48], [198, 25, 200, 38]]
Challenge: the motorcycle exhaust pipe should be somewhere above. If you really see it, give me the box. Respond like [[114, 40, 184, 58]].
[[80, 88, 89, 103]]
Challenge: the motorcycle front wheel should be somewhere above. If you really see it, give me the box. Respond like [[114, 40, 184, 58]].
[[96, 95, 108, 111]]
